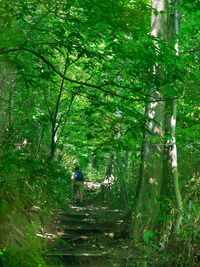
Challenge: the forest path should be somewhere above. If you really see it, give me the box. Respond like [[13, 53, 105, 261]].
[[47, 182, 134, 267]]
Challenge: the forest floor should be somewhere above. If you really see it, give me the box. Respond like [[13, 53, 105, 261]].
[[45, 182, 137, 267]]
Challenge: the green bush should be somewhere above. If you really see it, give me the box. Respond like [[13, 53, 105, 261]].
[[0, 146, 71, 267]]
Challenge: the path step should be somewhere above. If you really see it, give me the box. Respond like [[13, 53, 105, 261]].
[[59, 217, 124, 226], [59, 210, 124, 219], [61, 232, 116, 241], [61, 207, 123, 213], [48, 252, 106, 257], [58, 226, 119, 234], [48, 183, 127, 266]]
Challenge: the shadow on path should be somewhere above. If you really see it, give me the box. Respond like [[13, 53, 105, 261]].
[[47, 182, 134, 267]]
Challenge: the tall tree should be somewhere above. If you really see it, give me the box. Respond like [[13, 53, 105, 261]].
[[162, 0, 182, 227], [130, 0, 169, 239], [130, 0, 183, 240]]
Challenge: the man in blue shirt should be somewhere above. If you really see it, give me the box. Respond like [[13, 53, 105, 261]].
[[73, 166, 84, 203]]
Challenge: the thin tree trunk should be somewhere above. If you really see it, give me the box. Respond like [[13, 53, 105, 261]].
[[0, 59, 15, 143], [35, 126, 44, 156], [8, 77, 15, 140], [171, 0, 182, 214], [49, 62, 68, 159], [116, 150, 129, 209], [162, 1, 182, 234], [103, 153, 114, 202], [171, 100, 182, 212]]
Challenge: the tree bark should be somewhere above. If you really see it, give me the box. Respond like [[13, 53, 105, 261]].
[[162, 0, 182, 231], [130, 0, 169, 239], [131, 0, 183, 241], [49, 62, 68, 159], [116, 149, 129, 209], [0, 59, 16, 144]]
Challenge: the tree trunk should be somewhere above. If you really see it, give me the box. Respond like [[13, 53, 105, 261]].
[[102, 153, 115, 202], [0, 59, 16, 144], [162, 0, 182, 232], [131, 0, 183, 241], [49, 62, 67, 159], [35, 126, 44, 156], [8, 75, 15, 139], [116, 149, 129, 209], [130, 0, 168, 239]]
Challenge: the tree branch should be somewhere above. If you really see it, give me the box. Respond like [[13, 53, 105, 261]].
[[0, 47, 191, 103]]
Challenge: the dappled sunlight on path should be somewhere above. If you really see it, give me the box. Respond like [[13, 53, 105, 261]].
[[47, 181, 133, 266]]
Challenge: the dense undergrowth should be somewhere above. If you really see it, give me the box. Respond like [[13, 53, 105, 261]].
[[130, 177, 200, 267], [0, 145, 70, 267], [93, 175, 200, 266]]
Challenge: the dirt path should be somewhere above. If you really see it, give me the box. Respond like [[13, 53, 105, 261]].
[[47, 182, 134, 267]]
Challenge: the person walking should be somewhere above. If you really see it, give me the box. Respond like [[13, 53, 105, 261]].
[[73, 166, 84, 203]]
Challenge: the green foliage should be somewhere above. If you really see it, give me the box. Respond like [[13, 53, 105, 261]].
[[0, 145, 70, 266], [143, 230, 156, 243], [0, 0, 200, 266], [1, 246, 48, 267]]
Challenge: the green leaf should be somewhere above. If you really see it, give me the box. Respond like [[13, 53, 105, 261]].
[[143, 230, 155, 243]]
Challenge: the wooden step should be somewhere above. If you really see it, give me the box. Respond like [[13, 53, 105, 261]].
[[61, 231, 117, 241], [61, 206, 123, 213], [59, 210, 124, 219], [61, 234, 96, 242], [48, 246, 108, 257], [48, 251, 107, 257], [59, 217, 124, 226], [58, 226, 116, 233]]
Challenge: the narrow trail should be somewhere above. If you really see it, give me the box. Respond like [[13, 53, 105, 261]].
[[47, 182, 134, 267]]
